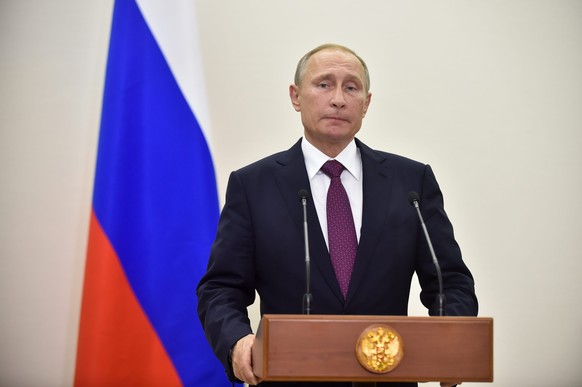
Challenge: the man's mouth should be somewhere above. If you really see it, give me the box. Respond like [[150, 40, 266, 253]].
[[323, 116, 348, 122]]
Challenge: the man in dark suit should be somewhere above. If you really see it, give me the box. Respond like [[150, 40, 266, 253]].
[[197, 44, 477, 387]]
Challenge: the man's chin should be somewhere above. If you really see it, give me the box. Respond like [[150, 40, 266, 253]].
[[322, 126, 359, 141]]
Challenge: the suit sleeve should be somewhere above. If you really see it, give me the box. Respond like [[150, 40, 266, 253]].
[[196, 171, 256, 380], [416, 165, 479, 316]]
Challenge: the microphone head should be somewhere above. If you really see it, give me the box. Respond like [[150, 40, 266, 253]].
[[407, 191, 420, 206], [298, 189, 309, 202]]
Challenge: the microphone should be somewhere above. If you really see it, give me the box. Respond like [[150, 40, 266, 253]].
[[298, 189, 312, 315], [408, 191, 446, 317]]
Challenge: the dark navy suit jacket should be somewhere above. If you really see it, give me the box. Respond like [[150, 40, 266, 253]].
[[197, 138, 478, 386]]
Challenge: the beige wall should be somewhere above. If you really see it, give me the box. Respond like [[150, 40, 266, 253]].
[[1, 0, 581, 385]]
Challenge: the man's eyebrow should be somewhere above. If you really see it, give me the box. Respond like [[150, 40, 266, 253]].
[[312, 73, 334, 81], [311, 72, 364, 87]]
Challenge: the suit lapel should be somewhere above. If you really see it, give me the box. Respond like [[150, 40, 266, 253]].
[[272, 139, 310, 231], [345, 139, 394, 305]]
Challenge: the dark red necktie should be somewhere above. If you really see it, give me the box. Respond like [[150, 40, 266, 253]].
[[321, 160, 357, 299]]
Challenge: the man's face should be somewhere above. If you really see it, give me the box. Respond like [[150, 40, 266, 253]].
[[290, 49, 372, 155]]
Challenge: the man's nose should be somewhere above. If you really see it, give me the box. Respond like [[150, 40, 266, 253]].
[[330, 89, 346, 108]]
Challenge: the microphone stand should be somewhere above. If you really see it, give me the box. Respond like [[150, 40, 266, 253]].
[[299, 191, 312, 315], [409, 192, 446, 317]]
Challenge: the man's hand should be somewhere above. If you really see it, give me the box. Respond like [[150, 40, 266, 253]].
[[232, 334, 260, 385]]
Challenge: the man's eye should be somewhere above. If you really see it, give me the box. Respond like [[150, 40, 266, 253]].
[[318, 82, 329, 88]]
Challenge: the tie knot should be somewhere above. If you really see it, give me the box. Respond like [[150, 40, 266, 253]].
[[321, 160, 345, 178]]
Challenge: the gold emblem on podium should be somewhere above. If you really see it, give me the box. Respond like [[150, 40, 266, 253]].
[[355, 324, 404, 373]]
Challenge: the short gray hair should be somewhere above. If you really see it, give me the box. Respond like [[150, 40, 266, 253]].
[[294, 43, 370, 92]]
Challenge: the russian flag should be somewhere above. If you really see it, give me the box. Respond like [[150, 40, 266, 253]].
[[74, 0, 229, 385]]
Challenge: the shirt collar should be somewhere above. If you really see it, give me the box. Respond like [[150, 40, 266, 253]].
[[301, 137, 362, 181]]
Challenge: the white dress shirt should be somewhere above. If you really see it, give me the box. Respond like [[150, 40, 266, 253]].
[[301, 137, 363, 248]]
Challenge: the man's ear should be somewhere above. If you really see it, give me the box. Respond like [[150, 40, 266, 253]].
[[362, 92, 372, 117], [289, 84, 301, 112]]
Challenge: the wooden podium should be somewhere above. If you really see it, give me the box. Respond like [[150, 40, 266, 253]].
[[252, 314, 493, 383]]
